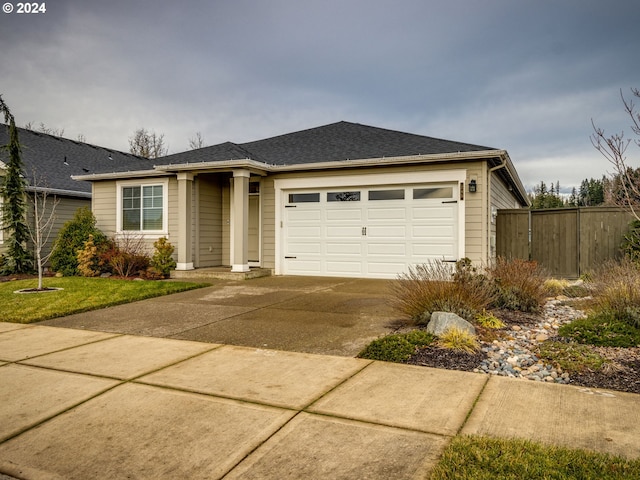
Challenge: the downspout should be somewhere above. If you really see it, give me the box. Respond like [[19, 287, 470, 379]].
[[487, 156, 507, 262]]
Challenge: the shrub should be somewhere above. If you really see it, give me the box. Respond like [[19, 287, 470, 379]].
[[106, 233, 150, 278], [559, 312, 640, 348], [357, 330, 434, 363], [537, 341, 606, 373], [544, 278, 569, 297], [475, 310, 504, 329], [391, 259, 495, 323], [150, 237, 176, 277], [588, 259, 640, 329], [50, 207, 107, 276], [436, 327, 480, 353], [621, 220, 640, 264], [487, 257, 547, 312], [77, 235, 102, 277]]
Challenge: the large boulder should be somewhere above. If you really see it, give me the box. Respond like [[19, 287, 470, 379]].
[[426, 312, 476, 336]]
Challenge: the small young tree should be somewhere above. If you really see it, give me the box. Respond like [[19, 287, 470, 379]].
[[27, 182, 60, 289], [0, 94, 34, 274]]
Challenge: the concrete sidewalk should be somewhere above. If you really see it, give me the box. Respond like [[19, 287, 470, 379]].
[[1, 323, 639, 479]]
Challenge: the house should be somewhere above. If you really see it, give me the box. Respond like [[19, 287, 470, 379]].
[[74, 121, 529, 279], [0, 125, 151, 258]]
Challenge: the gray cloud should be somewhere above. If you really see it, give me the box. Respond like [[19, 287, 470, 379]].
[[1, 0, 639, 190]]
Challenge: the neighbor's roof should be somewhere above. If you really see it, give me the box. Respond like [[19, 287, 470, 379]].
[[156, 121, 496, 167], [0, 125, 152, 196]]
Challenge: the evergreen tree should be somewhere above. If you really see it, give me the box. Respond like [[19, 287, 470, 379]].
[[568, 187, 578, 207], [530, 180, 565, 209], [0, 95, 33, 273]]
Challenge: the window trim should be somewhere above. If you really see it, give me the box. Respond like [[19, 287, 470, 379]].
[[116, 178, 169, 237]]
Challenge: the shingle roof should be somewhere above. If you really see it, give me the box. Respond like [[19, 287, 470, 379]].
[[0, 125, 153, 195], [154, 121, 495, 168], [2, 121, 497, 191], [238, 121, 495, 165]]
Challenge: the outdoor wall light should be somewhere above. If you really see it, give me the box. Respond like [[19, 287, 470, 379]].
[[469, 179, 477, 193]]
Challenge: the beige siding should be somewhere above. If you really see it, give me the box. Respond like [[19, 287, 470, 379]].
[[463, 162, 485, 264], [490, 171, 524, 259], [92, 181, 117, 236], [261, 177, 276, 269]]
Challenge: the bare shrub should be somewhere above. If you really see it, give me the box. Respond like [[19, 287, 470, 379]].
[[107, 233, 150, 278]]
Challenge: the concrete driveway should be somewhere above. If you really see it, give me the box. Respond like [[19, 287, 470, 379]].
[[41, 276, 411, 357]]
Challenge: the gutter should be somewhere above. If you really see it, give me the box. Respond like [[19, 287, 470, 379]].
[[72, 169, 170, 182], [72, 149, 510, 181], [25, 185, 92, 199]]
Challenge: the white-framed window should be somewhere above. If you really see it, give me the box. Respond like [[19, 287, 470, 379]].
[[116, 179, 168, 235]]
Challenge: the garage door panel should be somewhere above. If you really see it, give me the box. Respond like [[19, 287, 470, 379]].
[[367, 243, 406, 255], [326, 261, 362, 274], [285, 260, 322, 274], [366, 262, 408, 275], [326, 208, 362, 221], [367, 207, 406, 221], [286, 209, 321, 221], [412, 225, 455, 237], [412, 206, 455, 219], [326, 243, 362, 255], [413, 244, 456, 256], [287, 242, 322, 254], [287, 226, 322, 238], [326, 226, 362, 237], [367, 226, 406, 238]]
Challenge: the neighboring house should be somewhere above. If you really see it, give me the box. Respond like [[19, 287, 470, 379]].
[[0, 125, 151, 259], [74, 121, 529, 279]]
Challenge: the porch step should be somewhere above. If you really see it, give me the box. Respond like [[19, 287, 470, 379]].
[[170, 267, 272, 281]]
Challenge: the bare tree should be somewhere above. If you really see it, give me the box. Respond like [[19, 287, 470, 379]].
[[128, 128, 168, 158], [591, 88, 640, 221], [24, 121, 65, 137], [76, 133, 87, 143], [26, 175, 60, 290], [188, 131, 206, 150]]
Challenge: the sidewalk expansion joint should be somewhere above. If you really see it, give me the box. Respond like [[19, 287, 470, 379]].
[[456, 374, 490, 435], [300, 359, 375, 412]]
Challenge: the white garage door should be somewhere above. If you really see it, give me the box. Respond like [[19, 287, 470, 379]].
[[282, 183, 459, 278]]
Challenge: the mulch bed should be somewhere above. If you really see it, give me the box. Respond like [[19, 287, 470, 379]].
[[404, 309, 640, 395]]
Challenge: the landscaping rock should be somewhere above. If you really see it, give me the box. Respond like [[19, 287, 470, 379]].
[[426, 312, 476, 336]]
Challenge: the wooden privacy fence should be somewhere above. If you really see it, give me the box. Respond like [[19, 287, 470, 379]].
[[496, 207, 635, 278]]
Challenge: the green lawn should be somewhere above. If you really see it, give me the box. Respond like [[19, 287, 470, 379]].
[[1, 277, 209, 323], [429, 435, 640, 479]]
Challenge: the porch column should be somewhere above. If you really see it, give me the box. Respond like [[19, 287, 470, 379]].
[[176, 172, 194, 270], [231, 169, 250, 272]]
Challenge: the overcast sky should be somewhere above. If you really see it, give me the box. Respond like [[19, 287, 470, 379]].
[[1, 0, 639, 191]]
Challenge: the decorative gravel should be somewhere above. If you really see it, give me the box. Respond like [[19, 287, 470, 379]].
[[406, 299, 640, 394]]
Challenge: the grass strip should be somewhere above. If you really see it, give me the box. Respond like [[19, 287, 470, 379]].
[[1, 277, 209, 323], [429, 435, 640, 480]]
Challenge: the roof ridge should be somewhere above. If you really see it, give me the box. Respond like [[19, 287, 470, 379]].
[[1, 123, 146, 160]]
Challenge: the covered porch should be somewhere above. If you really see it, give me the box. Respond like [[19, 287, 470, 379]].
[[158, 162, 269, 275]]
